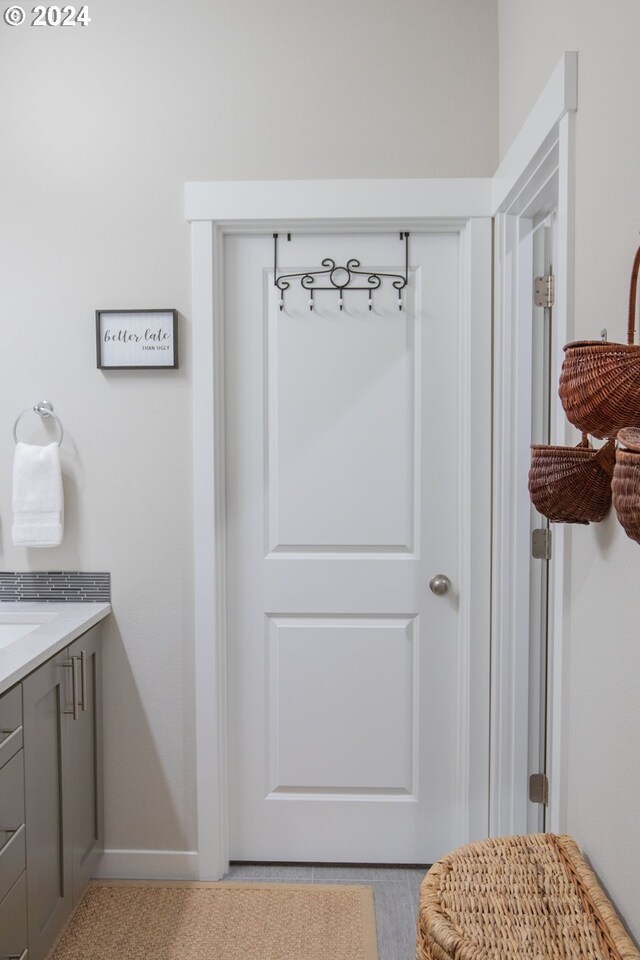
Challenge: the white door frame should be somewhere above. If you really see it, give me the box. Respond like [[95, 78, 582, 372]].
[[187, 181, 493, 879], [490, 52, 577, 837]]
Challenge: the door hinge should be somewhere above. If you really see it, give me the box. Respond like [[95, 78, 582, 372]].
[[534, 274, 555, 308], [532, 527, 552, 560], [529, 772, 549, 805]]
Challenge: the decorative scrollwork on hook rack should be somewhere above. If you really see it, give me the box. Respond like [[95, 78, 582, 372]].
[[273, 232, 410, 312]]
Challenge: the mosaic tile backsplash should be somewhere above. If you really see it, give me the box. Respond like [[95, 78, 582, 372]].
[[0, 572, 110, 602]]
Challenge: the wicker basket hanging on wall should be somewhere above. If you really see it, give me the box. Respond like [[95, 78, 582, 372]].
[[559, 245, 640, 439], [528, 435, 616, 524], [611, 426, 640, 543]]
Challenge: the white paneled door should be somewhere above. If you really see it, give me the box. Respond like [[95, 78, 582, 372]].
[[225, 230, 485, 863]]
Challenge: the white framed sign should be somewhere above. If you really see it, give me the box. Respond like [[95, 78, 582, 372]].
[[96, 309, 178, 369]]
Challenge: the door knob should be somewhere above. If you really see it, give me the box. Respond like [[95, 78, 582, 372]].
[[429, 574, 451, 596]]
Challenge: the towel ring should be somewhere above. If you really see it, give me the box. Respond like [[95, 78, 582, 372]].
[[13, 401, 64, 447]]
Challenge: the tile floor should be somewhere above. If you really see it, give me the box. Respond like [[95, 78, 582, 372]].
[[224, 862, 430, 960]]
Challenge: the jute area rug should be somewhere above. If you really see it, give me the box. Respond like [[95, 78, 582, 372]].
[[48, 880, 379, 960]]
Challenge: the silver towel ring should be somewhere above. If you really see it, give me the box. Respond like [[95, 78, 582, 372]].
[[13, 401, 64, 447]]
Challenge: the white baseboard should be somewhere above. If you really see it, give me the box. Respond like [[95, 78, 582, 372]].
[[96, 849, 200, 880]]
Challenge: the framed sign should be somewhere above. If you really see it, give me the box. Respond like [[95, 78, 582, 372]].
[[96, 309, 178, 369]]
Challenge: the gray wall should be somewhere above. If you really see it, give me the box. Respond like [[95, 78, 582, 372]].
[[500, 0, 640, 940], [0, 1, 498, 858]]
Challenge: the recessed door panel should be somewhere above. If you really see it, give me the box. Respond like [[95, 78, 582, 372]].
[[266, 615, 416, 795], [266, 297, 418, 554]]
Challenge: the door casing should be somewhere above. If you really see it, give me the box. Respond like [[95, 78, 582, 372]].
[[491, 53, 576, 837], [188, 188, 492, 879]]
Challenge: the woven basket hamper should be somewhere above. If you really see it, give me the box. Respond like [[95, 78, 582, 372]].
[[417, 834, 639, 960], [612, 427, 640, 543], [558, 245, 640, 439], [528, 436, 616, 524]]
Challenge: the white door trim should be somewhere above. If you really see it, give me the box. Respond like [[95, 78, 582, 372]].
[[186, 179, 492, 223], [490, 52, 577, 836], [492, 52, 577, 215], [187, 180, 493, 879]]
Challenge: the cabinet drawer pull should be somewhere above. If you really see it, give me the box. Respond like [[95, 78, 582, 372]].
[[61, 659, 79, 720], [80, 650, 87, 711], [0, 824, 22, 857], [1, 951, 29, 959]]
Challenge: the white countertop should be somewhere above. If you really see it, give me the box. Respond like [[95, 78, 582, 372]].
[[0, 602, 111, 695]]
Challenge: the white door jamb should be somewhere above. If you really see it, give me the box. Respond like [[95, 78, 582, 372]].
[[490, 52, 577, 837]]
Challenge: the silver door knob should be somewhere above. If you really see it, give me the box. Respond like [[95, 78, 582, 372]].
[[429, 574, 451, 596]]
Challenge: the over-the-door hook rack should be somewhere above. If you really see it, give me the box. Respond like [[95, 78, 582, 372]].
[[13, 401, 64, 446], [274, 232, 410, 312]]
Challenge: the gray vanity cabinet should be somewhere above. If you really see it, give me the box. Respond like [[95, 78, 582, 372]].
[[67, 628, 104, 902], [21, 623, 104, 960], [0, 684, 28, 960], [22, 649, 74, 960]]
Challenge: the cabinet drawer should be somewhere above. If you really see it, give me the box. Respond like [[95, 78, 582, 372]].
[[0, 752, 26, 905], [0, 685, 23, 770], [0, 750, 25, 829], [0, 870, 28, 959], [0, 823, 26, 909]]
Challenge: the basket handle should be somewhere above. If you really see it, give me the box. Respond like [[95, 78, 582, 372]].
[[627, 245, 640, 344]]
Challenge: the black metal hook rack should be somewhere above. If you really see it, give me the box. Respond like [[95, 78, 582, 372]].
[[274, 232, 410, 312]]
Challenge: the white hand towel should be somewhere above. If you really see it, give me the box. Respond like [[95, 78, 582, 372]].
[[12, 442, 64, 547]]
